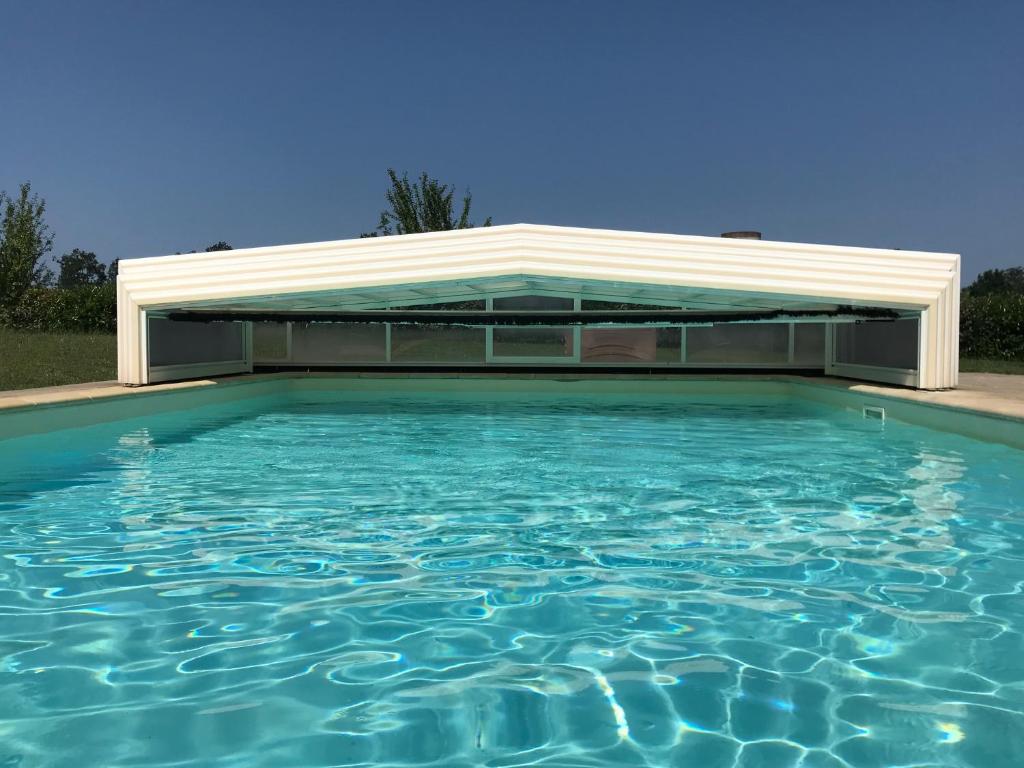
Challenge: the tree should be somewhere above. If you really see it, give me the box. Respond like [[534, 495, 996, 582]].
[[966, 267, 1024, 297], [363, 169, 491, 237], [107, 259, 119, 282], [0, 182, 53, 308], [57, 248, 108, 287], [176, 242, 233, 255]]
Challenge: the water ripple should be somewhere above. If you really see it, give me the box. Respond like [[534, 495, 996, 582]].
[[0, 394, 1022, 767]]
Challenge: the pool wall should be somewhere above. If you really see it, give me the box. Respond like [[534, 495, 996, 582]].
[[1, 373, 1023, 450]]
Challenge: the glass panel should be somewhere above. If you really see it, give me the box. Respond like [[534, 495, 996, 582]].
[[391, 325, 485, 362], [792, 323, 826, 366], [493, 296, 574, 311], [686, 323, 789, 364], [290, 322, 386, 363], [579, 328, 681, 363], [656, 328, 683, 362], [492, 327, 574, 357], [390, 300, 485, 311], [582, 328, 658, 362], [835, 318, 918, 370], [581, 299, 674, 311], [253, 321, 288, 361], [148, 318, 245, 366]]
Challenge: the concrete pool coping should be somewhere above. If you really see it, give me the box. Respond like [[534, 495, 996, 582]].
[[1, 372, 1023, 448]]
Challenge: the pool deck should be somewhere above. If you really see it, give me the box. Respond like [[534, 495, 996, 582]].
[[1, 372, 1022, 422]]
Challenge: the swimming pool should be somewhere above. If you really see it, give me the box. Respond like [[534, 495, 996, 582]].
[[1, 386, 1022, 767]]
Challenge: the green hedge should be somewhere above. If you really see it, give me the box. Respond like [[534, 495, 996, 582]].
[[0, 284, 116, 333], [960, 293, 1024, 360]]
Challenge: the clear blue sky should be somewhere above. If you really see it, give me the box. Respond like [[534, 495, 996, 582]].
[[2, 1, 1021, 282]]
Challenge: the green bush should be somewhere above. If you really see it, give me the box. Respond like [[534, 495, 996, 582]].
[[1, 283, 116, 333], [960, 293, 1024, 360]]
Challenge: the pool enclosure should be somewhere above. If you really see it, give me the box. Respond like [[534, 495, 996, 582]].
[[116, 224, 960, 389]]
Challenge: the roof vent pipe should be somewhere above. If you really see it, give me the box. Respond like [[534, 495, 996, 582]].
[[720, 231, 762, 240]]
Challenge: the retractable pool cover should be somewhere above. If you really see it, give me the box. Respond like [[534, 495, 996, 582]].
[[116, 224, 960, 388]]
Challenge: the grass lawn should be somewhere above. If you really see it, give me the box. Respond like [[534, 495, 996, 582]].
[[0, 328, 117, 391], [958, 358, 1024, 375]]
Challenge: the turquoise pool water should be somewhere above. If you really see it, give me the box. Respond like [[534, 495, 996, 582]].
[[1, 392, 1023, 767]]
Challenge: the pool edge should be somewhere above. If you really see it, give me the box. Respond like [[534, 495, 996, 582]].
[[1, 372, 1023, 449]]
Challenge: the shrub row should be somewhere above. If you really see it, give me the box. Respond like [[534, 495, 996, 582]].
[[0, 283, 117, 334], [959, 293, 1024, 360]]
